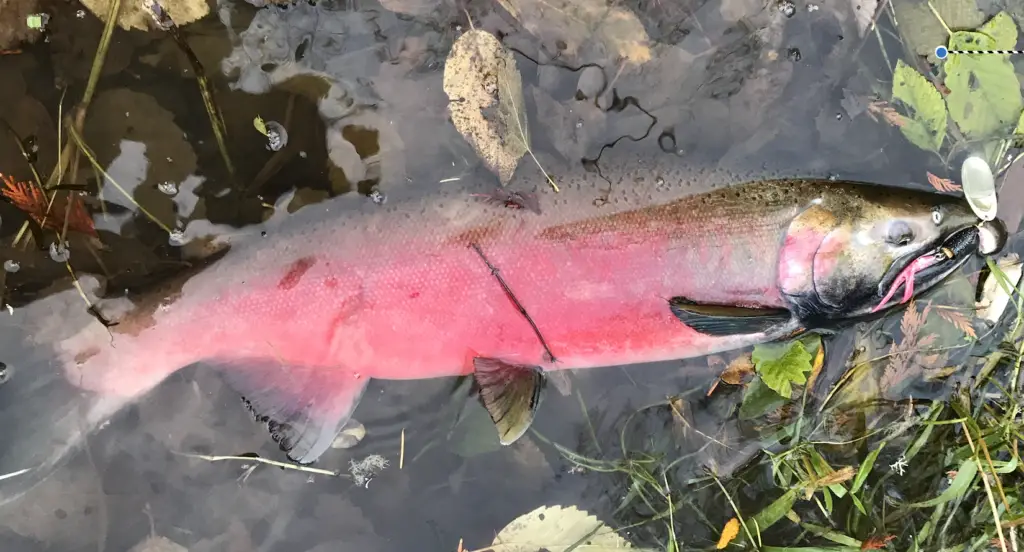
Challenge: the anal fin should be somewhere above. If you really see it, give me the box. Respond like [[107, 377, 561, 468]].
[[472, 357, 546, 445], [214, 360, 368, 465], [668, 296, 793, 337]]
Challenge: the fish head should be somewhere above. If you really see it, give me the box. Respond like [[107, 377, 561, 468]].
[[781, 183, 1006, 323]]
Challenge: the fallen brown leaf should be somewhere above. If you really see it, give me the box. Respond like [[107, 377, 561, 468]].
[[814, 465, 856, 487], [442, 29, 529, 185], [720, 354, 755, 385]]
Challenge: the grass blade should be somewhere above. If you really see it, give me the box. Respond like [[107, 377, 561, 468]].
[[908, 457, 978, 508]]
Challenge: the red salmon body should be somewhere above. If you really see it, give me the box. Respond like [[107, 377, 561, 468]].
[[51, 156, 806, 463], [3, 151, 984, 483]]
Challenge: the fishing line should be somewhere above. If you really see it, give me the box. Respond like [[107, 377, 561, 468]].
[[934, 46, 1024, 58], [469, 242, 557, 363]]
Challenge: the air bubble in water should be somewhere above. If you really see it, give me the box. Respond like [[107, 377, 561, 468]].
[[168, 229, 186, 246], [3, 260, 19, 273], [158, 181, 179, 195], [49, 241, 70, 262], [264, 121, 288, 152]]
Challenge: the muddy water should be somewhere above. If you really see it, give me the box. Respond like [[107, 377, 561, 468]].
[[0, 0, 1015, 550]]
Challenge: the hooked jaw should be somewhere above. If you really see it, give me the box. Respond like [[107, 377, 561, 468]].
[[870, 248, 951, 313], [871, 223, 995, 313]]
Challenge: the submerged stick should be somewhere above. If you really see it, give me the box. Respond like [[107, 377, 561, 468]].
[[144, 0, 236, 186], [81, 0, 121, 116], [172, 451, 340, 477], [962, 421, 1008, 552], [2, 121, 57, 247], [66, 124, 172, 233], [0, 467, 32, 482], [469, 242, 556, 362], [45, 0, 123, 190]]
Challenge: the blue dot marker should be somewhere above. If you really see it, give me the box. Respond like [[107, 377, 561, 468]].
[[935, 45, 949, 59]]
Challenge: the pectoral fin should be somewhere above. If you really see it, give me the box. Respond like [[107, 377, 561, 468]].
[[668, 297, 793, 337], [472, 357, 546, 445]]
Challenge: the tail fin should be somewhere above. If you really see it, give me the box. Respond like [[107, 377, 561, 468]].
[[0, 354, 124, 506], [213, 360, 368, 464]]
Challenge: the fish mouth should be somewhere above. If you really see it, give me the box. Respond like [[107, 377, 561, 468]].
[[872, 225, 980, 313]]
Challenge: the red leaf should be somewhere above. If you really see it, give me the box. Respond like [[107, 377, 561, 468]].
[[867, 100, 907, 128], [926, 172, 962, 193], [1, 173, 47, 215], [0, 174, 97, 237], [861, 534, 895, 550], [58, 193, 98, 238], [937, 308, 977, 338]]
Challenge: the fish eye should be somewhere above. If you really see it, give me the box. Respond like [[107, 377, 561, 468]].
[[932, 207, 943, 225], [886, 220, 915, 246]]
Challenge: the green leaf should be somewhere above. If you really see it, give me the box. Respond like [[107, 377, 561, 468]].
[[739, 377, 788, 419], [849, 492, 867, 516], [945, 16, 1023, 138], [993, 455, 1019, 473], [253, 115, 268, 136], [908, 457, 978, 508], [798, 333, 822, 362], [752, 340, 813, 398], [808, 450, 849, 498], [891, 60, 947, 151], [894, 0, 984, 59], [749, 489, 799, 536], [851, 443, 885, 494], [905, 402, 944, 462], [977, 11, 1018, 48], [800, 523, 863, 547]]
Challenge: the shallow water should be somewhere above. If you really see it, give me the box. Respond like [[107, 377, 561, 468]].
[[0, 0, 1022, 550]]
